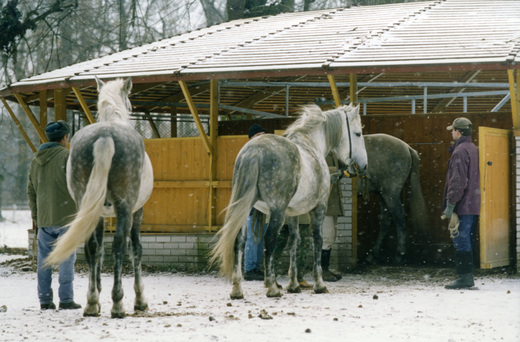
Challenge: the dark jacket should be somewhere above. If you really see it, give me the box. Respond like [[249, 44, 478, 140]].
[[442, 136, 481, 216], [27, 144, 77, 227], [326, 155, 344, 216]]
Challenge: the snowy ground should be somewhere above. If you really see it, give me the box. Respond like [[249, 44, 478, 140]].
[[0, 210, 32, 249], [1, 210, 519, 341]]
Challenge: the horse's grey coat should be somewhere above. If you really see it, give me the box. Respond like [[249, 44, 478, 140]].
[[210, 103, 367, 299], [358, 134, 429, 264], [45, 77, 153, 318]]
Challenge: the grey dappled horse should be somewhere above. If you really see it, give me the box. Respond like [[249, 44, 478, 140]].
[[358, 134, 428, 264], [210, 104, 367, 299], [45, 77, 154, 318]]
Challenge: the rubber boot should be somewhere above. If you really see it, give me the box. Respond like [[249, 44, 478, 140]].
[[445, 251, 474, 289], [321, 249, 338, 282]]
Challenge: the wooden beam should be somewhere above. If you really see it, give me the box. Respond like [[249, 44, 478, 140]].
[[71, 87, 96, 124], [178, 80, 212, 155], [2, 98, 37, 152], [39, 90, 47, 144], [350, 74, 358, 105], [54, 88, 68, 121], [207, 79, 219, 232], [13, 93, 48, 143], [516, 70, 520, 128], [144, 110, 161, 138], [327, 74, 342, 108], [432, 70, 480, 113], [508, 69, 519, 130], [148, 82, 211, 112], [170, 106, 178, 138]]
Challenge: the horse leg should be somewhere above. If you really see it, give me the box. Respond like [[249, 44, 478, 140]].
[[310, 206, 328, 294], [285, 216, 301, 293], [264, 209, 285, 298], [111, 204, 132, 318], [83, 218, 104, 317], [230, 223, 246, 300], [387, 201, 407, 264], [130, 207, 148, 311], [366, 198, 393, 264]]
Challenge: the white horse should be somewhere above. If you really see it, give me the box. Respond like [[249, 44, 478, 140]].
[[210, 103, 367, 299], [45, 77, 154, 318]]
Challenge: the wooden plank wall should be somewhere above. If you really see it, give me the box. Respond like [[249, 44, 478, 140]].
[[141, 113, 514, 266], [142, 136, 248, 233], [357, 112, 513, 265]]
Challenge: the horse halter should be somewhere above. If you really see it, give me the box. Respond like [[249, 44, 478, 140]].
[[344, 112, 356, 171]]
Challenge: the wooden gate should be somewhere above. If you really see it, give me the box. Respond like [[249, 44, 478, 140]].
[[479, 127, 511, 269]]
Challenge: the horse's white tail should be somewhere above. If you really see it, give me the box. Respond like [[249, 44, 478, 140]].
[[408, 147, 429, 243], [45, 137, 115, 266], [208, 157, 259, 280]]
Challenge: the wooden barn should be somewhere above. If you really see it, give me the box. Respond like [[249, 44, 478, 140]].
[[1, 0, 519, 273]]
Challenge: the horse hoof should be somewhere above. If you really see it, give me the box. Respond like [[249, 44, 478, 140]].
[[83, 304, 101, 317], [287, 286, 301, 294], [266, 288, 283, 298], [230, 292, 244, 300], [365, 254, 377, 265], [134, 304, 149, 311], [314, 286, 329, 294], [111, 310, 126, 319]]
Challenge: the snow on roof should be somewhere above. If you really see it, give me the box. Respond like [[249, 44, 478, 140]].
[[3, 0, 520, 93]]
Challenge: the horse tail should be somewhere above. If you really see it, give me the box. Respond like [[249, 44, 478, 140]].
[[408, 147, 429, 243], [208, 156, 259, 280], [45, 137, 115, 266]]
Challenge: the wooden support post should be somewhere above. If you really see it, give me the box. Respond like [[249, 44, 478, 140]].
[[54, 88, 67, 121], [327, 74, 342, 108], [145, 110, 161, 138], [13, 93, 48, 143], [178, 80, 212, 155], [206, 79, 219, 232], [508, 69, 519, 130], [2, 98, 37, 152], [39, 90, 47, 144], [72, 87, 96, 124], [170, 107, 177, 138], [349, 74, 359, 269], [350, 74, 358, 105]]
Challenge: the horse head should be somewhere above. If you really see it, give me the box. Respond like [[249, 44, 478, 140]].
[[95, 76, 133, 122], [332, 103, 368, 176]]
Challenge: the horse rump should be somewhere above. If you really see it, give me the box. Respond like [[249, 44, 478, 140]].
[[44, 137, 115, 267]]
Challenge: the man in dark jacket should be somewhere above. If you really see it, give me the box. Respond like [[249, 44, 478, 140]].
[[442, 117, 480, 289], [28, 120, 81, 310]]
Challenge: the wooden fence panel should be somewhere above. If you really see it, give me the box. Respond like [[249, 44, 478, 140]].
[[140, 136, 248, 233]]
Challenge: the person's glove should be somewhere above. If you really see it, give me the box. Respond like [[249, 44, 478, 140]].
[[330, 171, 342, 184], [441, 202, 456, 220]]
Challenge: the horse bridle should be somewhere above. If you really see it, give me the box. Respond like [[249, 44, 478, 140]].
[[343, 111, 358, 176]]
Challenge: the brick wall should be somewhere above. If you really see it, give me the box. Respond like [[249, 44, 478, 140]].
[[28, 178, 356, 273]]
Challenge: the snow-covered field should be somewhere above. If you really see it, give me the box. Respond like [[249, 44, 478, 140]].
[[0, 210, 32, 249], [1, 210, 519, 341]]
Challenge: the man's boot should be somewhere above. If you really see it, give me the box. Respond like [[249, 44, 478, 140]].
[[445, 251, 474, 289], [321, 249, 338, 282]]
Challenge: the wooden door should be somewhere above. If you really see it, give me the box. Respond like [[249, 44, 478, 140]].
[[479, 127, 511, 269]]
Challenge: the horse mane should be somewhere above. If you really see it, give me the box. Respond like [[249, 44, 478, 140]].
[[284, 104, 351, 153], [97, 79, 131, 123]]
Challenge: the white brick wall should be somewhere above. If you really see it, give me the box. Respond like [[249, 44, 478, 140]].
[[331, 177, 355, 272]]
